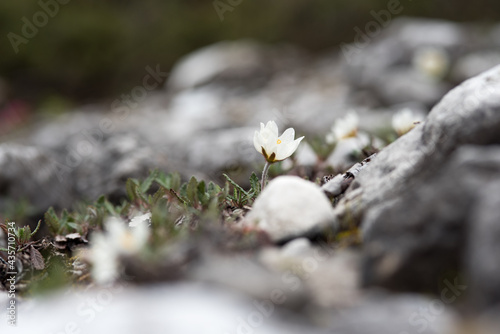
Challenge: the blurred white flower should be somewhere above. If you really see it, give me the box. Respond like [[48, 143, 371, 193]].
[[392, 108, 425, 136], [413, 46, 450, 80], [89, 216, 149, 285], [89, 233, 119, 285], [129, 212, 152, 228], [253, 121, 304, 163], [326, 112, 359, 143]]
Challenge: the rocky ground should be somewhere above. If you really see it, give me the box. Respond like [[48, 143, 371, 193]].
[[1, 17, 500, 333]]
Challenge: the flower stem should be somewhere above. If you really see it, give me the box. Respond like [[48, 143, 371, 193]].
[[261, 162, 271, 191]]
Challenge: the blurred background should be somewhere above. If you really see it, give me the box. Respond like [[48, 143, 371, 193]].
[[1, 0, 500, 108], [2, 2, 500, 333]]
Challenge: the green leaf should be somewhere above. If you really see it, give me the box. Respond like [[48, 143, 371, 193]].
[[223, 173, 249, 197], [16, 227, 26, 243], [140, 170, 158, 193], [207, 181, 221, 196], [67, 222, 80, 231], [169, 189, 187, 205], [151, 188, 165, 205], [179, 182, 188, 200], [155, 172, 170, 189], [249, 172, 260, 197], [97, 195, 106, 205], [119, 202, 131, 216], [44, 207, 60, 235], [186, 176, 198, 204], [197, 180, 210, 206], [170, 173, 181, 191], [126, 178, 139, 202], [104, 199, 117, 216], [30, 220, 41, 237]]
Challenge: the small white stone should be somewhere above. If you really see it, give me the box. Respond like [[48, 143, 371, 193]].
[[245, 176, 337, 242]]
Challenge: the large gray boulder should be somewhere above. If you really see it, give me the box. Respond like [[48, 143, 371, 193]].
[[361, 146, 500, 291], [335, 65, 500, 294], [466, 181, 500, 312], [336, 64, 500, 227]]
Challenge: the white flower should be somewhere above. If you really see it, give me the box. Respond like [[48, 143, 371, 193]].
[[253, 121, 304, 163], [412, 46, 450, 80], [392, 108, 425, 136], [327, 112, 359, 143], [129, 212, 152, 228], [88, 233, 119, 285], [89, 216, 149, 285]]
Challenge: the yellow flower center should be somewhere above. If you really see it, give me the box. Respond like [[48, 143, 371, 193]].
[[120, 232, 135, 251], [277, 139, 282, 144]]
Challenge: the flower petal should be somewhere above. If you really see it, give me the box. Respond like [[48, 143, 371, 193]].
[[265, 139, 278, 161], [276, 136, 304, 161], [132, 222, 150, 248], [265, 121, 279, 137], [253, 131, 263, 153], [278, 128, 295, 144]]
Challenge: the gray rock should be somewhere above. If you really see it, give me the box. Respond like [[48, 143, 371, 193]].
[[422, 66, 500, 154], [0, 144, 73, 214], [69, 133, 163, 201], [336, 64, 500, 227], [342, 17, 468, 106], [190, 254, 308, 310], [371, 68, 451, 106], [329, 65, 500, 292], [361, 146, 500, 291], [465, 180, 500, 312], [166, 40, 304, 91], [244, 176, 337, 242], [326, 292, 458, 334], [259, 241, 362, 309], [183, 126, 259, 178]]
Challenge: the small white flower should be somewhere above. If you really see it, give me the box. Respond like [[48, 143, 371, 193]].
[[89, 234, 119, 285], [89, 216, 149, 285], [253, 121, 304, 163], [413, 46, 450, 80], [129, 212, 152, 228], [327, 112, 359, 143], [392, 108, 425, 136]]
